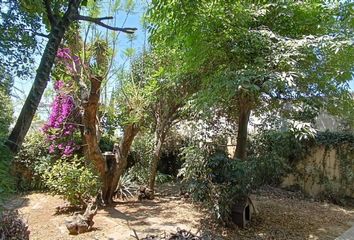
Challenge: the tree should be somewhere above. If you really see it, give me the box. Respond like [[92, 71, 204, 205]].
[[148, 0, 354, 159], [7, 0, 136, 153], [130, 51, 200, 194]]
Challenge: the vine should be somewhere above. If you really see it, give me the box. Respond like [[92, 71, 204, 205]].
[[42, 48, 80, 158]]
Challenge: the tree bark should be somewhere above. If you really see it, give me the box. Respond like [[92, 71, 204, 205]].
[[104, 124, 139, 203], [6, 0, 81, 153], [82, 76, 106, 177], [148, 127, 167, 194], [81, 76, 139, 205], [234, 104, 251, 160]]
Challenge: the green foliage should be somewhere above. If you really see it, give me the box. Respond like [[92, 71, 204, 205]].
[[40, 156, 101, 206], [0, 74, 14, 205], [0, 210, 29, 240], [126, 133, 175, 184], [0, 75, 13, 140], [179, 145, 256, 224], [316, 131, 354, 147], [99, 133, 116, 152], [126, 133, 154, 184], [12, 132, 49, 190], [0, 146, 15, 205], [0, 1, 41, 78], [313, 131, 354, 203], [248, 130, 313, 186], [148, 0, 354, 134]]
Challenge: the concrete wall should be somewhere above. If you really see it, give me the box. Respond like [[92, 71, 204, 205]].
[[282, 145, 354, 198]]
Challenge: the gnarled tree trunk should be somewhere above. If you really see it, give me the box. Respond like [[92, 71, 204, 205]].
[[82, 76, 139, 204], [82, 76, 106, 176], [104, 124, 139, 203]]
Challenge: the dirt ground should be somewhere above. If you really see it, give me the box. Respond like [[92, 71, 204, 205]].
[[4, 184, 354, 240]]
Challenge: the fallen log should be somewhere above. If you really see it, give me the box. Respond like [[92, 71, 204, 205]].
[[65, 203, 97, 235]]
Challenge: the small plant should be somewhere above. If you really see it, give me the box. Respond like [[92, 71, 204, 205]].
[[41, 156, 101, 206], [0, 210, 30, 240]]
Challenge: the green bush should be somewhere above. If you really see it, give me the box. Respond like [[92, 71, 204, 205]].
[[12, 132, 49, 190], [179, 145, 256, 224], [248, 130, 307, 185], [0, 144, 15, 206], [40, 156, 101, 206], [0, 85, 14, 205], [126, 133, 154, 184], [99, 133, 116, 152]]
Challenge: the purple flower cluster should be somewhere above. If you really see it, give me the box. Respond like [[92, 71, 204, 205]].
[[42, 48, 83, 157], [56, 48, 81, 73], [43, 51, 81, 158]]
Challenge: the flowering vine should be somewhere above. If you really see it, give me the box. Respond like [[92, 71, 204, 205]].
[[42, 48, 81, 157]]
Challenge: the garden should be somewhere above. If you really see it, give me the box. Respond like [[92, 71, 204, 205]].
[[1, 1, 354, 239]]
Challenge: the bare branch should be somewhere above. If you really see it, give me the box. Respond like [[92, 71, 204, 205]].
[[76, 15, 137, 34], [34, 32, 50, 38], [43, 0, 56, 26]]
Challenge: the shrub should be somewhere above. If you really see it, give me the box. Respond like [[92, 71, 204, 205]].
[[12, 132, 49, 190], [0, 210, 30, 240], [126, 134, 153, 184], [0, 83, 15, 204], [0, 144, 15, 205], [247, 130, 307, 185], [179, 145, 255, 224], [99, 133, 116, 152], [41, 156, 101, 206]]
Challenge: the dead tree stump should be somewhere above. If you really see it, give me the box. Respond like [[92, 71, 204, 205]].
[[138, 186, 154, 200], [65, 203, 97, 235]]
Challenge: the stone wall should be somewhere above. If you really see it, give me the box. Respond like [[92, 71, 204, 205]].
[[282, 144, 354, 198]]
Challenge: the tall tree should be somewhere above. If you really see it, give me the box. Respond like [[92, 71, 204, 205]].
[[148, 0, 354, 159], [6, 0, 136, 153], [132, 51, 199, 194]]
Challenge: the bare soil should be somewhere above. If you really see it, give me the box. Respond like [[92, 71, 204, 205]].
[[4, 184, 354, 240]]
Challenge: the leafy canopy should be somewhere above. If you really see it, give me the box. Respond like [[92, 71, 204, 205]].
[[148, 0, 354, 127]]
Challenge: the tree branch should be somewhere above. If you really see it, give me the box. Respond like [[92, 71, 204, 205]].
[[43, 0, 56, 26], [34, 32, 50, 38], [76, 15, 137, 34]]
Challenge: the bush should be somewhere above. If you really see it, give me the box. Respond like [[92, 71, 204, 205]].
[[179, 145, 255, 224], [248, 130, 307, 185], [0, 210, 29, 240], [12, 132, 49, 190], [126, 133, 154, 184], [99, 133, 116, 152], [0, 144, 15, 205], [40, 156, 101, 206], [0, 83, 15, 204]]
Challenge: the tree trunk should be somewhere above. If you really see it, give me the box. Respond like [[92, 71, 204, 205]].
[[104, 124, 139, 203], [6, 0, 81, 153], [82, 76, 106, 177], [81, 76, 138, 205], [234, 104, 251, 160], [148, 128, 166, 194]]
